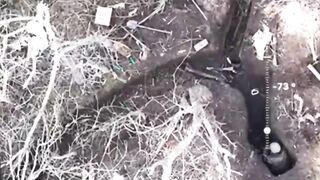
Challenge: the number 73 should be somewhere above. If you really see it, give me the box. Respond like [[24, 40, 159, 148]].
[[276, 82, 289, 91]]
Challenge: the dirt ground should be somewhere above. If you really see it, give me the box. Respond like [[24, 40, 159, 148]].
[[89, 0, 320, 179], [52, 0, 320, 179], [1, 0, 320, 179]]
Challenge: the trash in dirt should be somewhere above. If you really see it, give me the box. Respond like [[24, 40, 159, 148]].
[[252, 24, 273, 60], [95, 6, 113, 26], [139, 45, 148, 61], [177, 49, 187, 55], [128, 55, 137, 65], [167, 16, 177, 25], [126, 20, 172, 35], [184, 63, 227, 81], [194, 39, 209, 52], [113, 41, 132, 57], [307, 64, 320, 81], [112, 64, 124, 72], [121, 26, 150, 51], [222, 66, 236, 73], [109, 3, 126, 9], [191, 0, 208, 21], [128, 8, 138, 17]]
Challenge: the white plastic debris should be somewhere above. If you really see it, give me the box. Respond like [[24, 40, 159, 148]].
[[128, 8, 138, 17], [194, 39, 209, 52], [95, 6, 113, 26], [252, 24, 273, 60], [126, 20, 139, 29], [126, 20, 172, 35], [270, 142, 281, 154], [308, 64, 320, 81]]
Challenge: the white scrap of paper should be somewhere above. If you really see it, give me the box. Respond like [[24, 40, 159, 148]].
[[194, 39, 209, 52], [252, 24, 273, 60], [95, 6, 113, 26]]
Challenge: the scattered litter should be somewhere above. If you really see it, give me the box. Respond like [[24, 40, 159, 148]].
[[177, 49, 187, 55], [139, 45, 148, 61], [128, 8, 138, 17], [222, 66, 236, 73], [167, 16, 176, 25], [109, 3, 126, 9], [128, 56, 137, 65], [252, 24, 273, 60], [194, 39, 209, 52], [226, 57, 232, 64], [185, 63, 226, 81], [126, 20, 172, 35], [112, 65, 124, 72], [191, 0, 208, 21], [113, 41, 132, 57], [121, 26, 150, 51], [126, 20, 139, 29], [307, 64, 320, 81], [95, 6, 113, 26]]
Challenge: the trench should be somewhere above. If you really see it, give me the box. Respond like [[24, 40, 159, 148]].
[[53, 51, 297, 178], [8, 0, 300, 179], [54, 1, 298, 178]]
